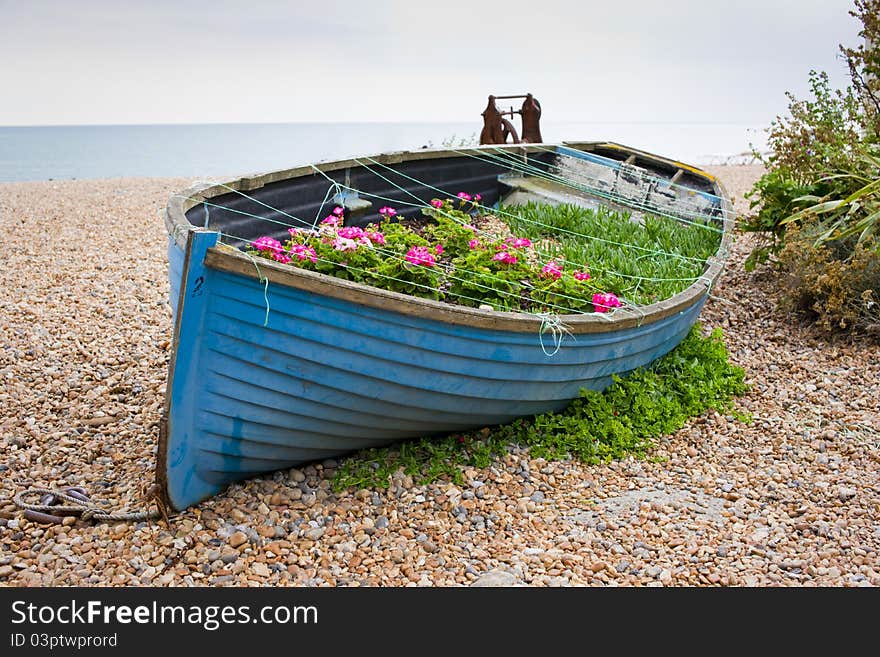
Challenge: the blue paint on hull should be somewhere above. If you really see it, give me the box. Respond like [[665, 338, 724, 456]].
[[163, 237, 705, 510]]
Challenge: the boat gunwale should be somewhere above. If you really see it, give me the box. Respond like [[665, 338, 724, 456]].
[[164, 141, 734, 335]]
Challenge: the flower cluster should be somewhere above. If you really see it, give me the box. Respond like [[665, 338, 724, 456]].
[[541, 261, 563, 279], [405, 246, 437, 267], [244, 200, 624, 316], [592, 292, 622, 313]]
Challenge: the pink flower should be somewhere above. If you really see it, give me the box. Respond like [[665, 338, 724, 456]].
[[468, 239, 481, 250], [405, 246, 436, 267], [457, 192, 472, 202], [592, 292, 622, 313], [541, 261, 563, 279], [273, 252, 291, 264], [338, 226, 365, 240], [435, 244, 444, 255], [290, 244, 317, 263], [493, 251, 518, 265], [506, 236, 532, 249], [332, 206, 344, 216], [321, 216, 341, 226], [333, 237, 359, 252], [573, 270, 591, 281], [366, 231, 386, 245], [379, 206, 397, 217], [430, 199, 443, 209], [253, 236, 283, 255], [474, 193, 482, 202]]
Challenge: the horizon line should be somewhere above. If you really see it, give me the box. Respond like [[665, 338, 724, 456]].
[[0, 119, 770, 129]]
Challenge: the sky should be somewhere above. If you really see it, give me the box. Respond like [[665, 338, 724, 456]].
[[0, 0, 864, 126]]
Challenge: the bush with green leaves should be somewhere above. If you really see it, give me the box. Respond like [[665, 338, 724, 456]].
[[742, 0, 880, 335]]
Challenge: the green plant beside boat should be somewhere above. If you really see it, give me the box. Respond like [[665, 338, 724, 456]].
[[332, 323, 748, 491]]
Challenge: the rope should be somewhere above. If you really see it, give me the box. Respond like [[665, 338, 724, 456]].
[[181, 150, 726, 313], [450, 146, 730, 229], [537, 312, 575, 356], [220, 231, 594, 317], [353, 155, 712, 267], [14, 488, 161, 524], [237, 246, 271, 326], [302, 167, 713, 284]]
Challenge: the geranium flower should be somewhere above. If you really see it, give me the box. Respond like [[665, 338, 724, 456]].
[[273, 252, 291, 264], [253, 236, 283, 255], [506, 236, 532, 249], [332, 206, 345, 216], [457, 192, 471, 202], [405, 246, 436, 267], [378, 206, 397, 217], [473, 194, 482, 202], [321, 216, 341, 226], [573, 270, 591, 281], [435, 244, 444, 255], [493, 251, 518, 264], [541, 261, 563, 279], [290, 244, 317, 263], [366, 231, 386, 245], [592, 292, 622, 313], [333, 237, 359, 252], [430, 199, 443, 209], [338, 226, 365, 240], [468, 239, 481, 250]]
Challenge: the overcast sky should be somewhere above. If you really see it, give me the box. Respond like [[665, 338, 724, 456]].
[[0, 0, 863, 126]]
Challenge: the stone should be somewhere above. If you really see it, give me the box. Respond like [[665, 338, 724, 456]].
[[471, 569, 520, 587], [228, 531, 248, 548], [838, 487, 857, 501], [220, 547, 239, 564], [304, 527, 325, 541], [251, 562, 271, 578]]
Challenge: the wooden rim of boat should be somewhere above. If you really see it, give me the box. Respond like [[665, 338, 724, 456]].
[[164, 141, 734, 335]]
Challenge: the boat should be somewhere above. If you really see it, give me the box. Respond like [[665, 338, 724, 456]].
[[158, 138, 733, 511]]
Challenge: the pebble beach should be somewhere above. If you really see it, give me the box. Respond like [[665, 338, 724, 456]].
[[1, 164, 879, 587]]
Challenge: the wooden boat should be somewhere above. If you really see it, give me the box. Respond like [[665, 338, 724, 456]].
[[158, 141, 733, 511]]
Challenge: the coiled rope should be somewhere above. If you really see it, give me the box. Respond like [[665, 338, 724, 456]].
[[13, 487, 164, 525]]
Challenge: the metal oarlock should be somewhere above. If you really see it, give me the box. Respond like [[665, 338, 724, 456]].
[[479, 93, 543, 145]]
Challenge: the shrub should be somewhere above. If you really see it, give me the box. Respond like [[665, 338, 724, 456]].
[[741, 0, 880, 335], [776, 226, 880, 333]]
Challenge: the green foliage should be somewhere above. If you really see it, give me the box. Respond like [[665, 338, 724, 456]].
[[332, 324, 748, 491], [740, 169, 825, 271], [782, 148, 880, 248], [501, 201, 722, 304], [245, 196, 721, 315], [742, 2, 880, 335]]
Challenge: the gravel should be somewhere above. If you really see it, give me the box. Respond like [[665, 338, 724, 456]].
[[1, 166, 878, 587]]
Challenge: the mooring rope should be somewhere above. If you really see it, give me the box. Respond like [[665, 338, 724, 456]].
[[13, 487, 163, 524]]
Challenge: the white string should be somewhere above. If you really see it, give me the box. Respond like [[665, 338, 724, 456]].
[[537, 312, 575, 356]]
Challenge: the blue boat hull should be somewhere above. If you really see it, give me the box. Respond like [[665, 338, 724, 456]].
[[159, 142, 731, 510]]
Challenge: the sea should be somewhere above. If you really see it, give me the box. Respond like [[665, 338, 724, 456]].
[[0, 121, 767, 183]]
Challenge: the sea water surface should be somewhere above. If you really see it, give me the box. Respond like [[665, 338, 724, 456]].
[[0, 121, 766, 183]]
